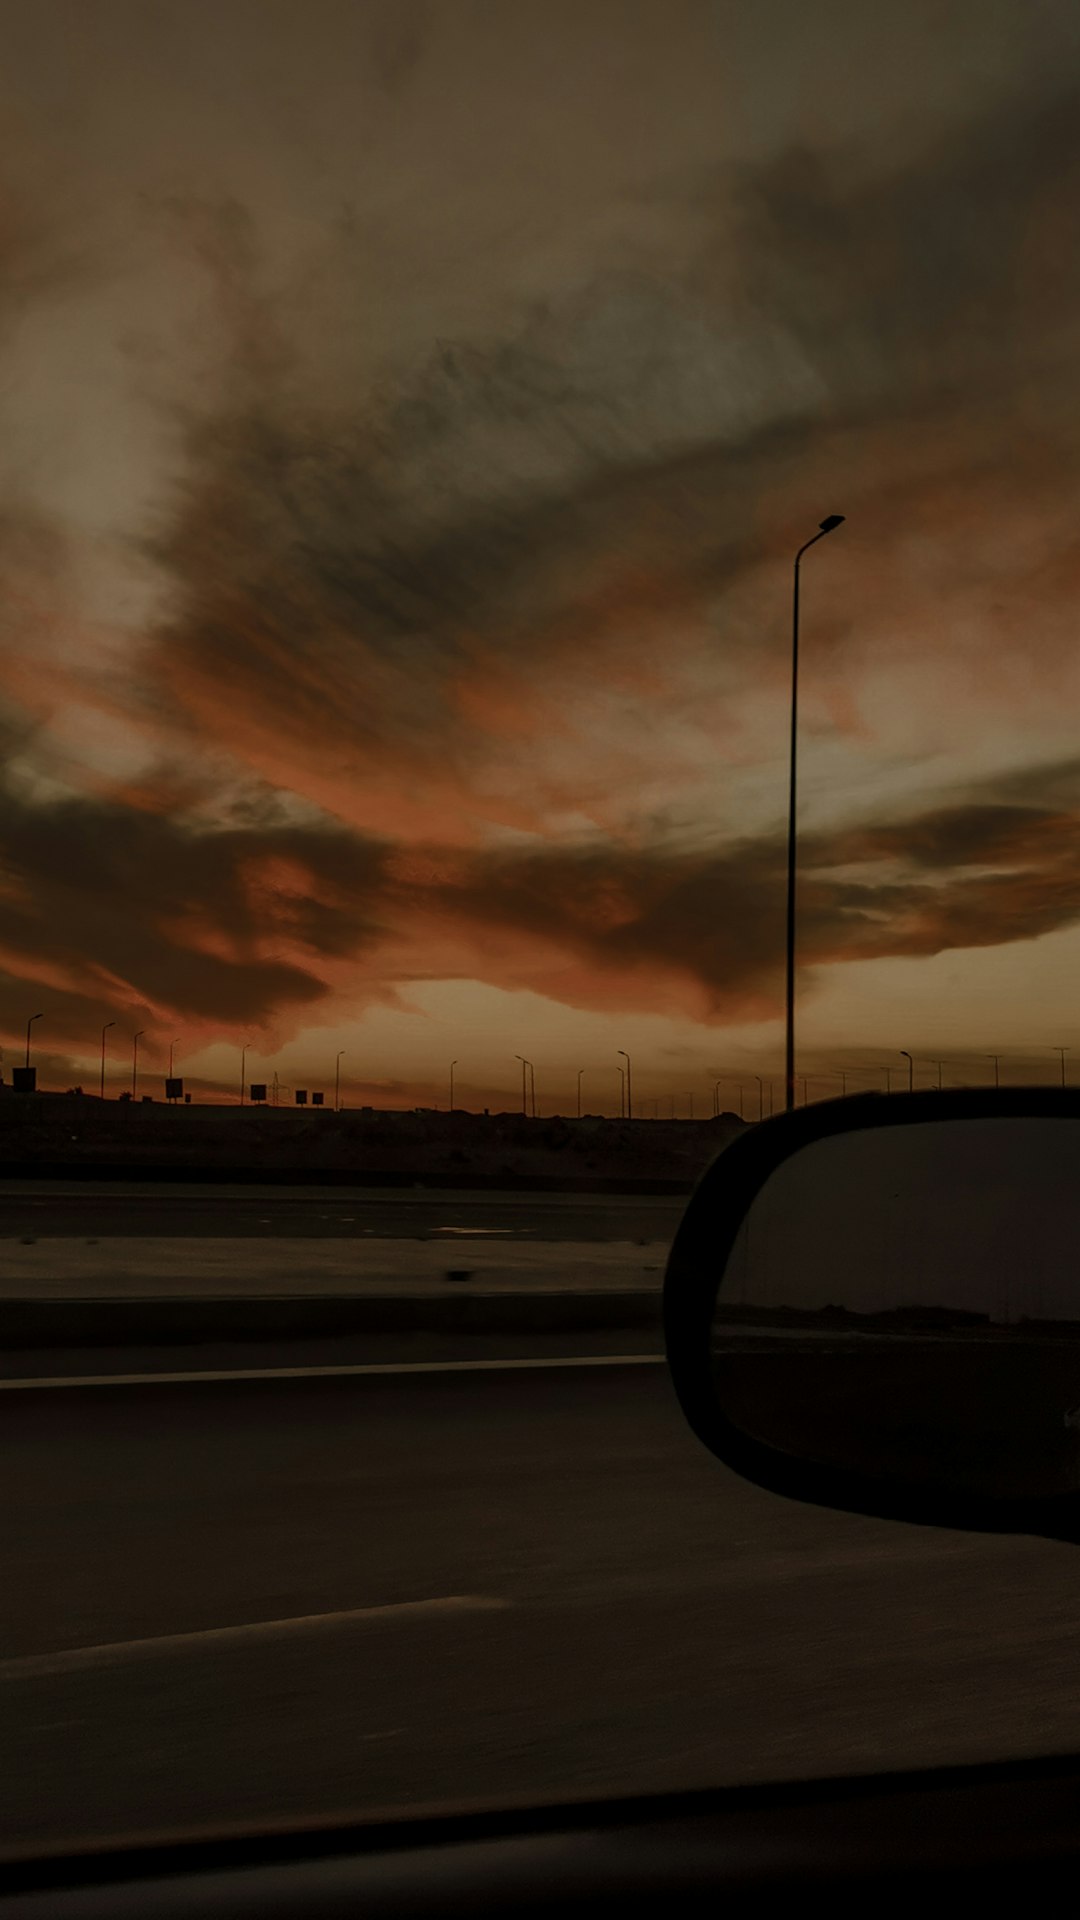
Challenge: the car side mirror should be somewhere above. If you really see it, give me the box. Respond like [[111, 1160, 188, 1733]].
[[664, 1089, 1080, 1539]]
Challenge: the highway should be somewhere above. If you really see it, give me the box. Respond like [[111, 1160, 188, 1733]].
[[0, 1185, 684, 1243], [4, 1360, 1080, 1859]]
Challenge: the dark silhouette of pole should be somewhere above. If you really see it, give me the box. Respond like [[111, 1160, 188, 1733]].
[[900, 1049, 913, 1093], [449, 1060, 457, 1112], [786, 514, 845, 1114], [169, 1039, 181, 1077], [515, 1055, 529, 1116], [1054, 1046, 1069, 1087], [933, 1060, 944, 1089], [577, 1068, 584, 1118], [529, 1061, 536, 1118], [25, 1012, 42, 1070], [988, 1053, 1000, 1089], [240, 1045, 249, 1105], [132, 1029, 145, 1099], [618, 1049, 632, 1120], [616, 1065, 625, 1118], [100, 1021, 115, 1100], [335, 1050, 345, 1112], [713, 1078, 723, 1117], [754, 1074, 764, 1123], [884, 1065, 893, 1094]]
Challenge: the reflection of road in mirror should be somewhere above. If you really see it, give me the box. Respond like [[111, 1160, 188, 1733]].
[[708, 1116, 1080, 1504]]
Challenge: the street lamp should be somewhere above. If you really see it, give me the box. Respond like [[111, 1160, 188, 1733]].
[[1054, 1046, 1069, 1087], [713, 1077, 723, 1117], [240, 1044, 249, 1105], [529, 1061, 536, 1118], [616, 1065, 625, 1118], [169, 1039, 181, 1077], [900, 1049, 914, 1093], [25, 1012, 42, 1070], [449, 1060, 457, 1113], [988, 1053, 1000, 1090], [514, 1055, 530, 1117], [618, 1049, 632, 1120], [884, 1066, 893, 1095], [335, 1050, 345, 1112], [785, 513, 845, 1113], [754, 1073, 764, 1123], [132, 1029, 146, 1099], [100, 1021, 115, 1100], [933, 1060, 944, 1090], [577, 1067, 584, 1119]]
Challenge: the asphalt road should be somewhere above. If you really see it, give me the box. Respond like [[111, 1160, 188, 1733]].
[[0, 1186, 683, 1243], [5, 1361, 1080, 1859]]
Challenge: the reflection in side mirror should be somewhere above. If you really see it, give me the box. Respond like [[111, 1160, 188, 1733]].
[[664, 1094, 1080, 1533]]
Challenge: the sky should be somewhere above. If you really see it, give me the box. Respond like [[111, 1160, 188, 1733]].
[[4, 0, 1080, 1111]]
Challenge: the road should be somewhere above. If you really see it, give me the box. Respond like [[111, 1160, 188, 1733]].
[[4, 1360, 1080, 1859], [0, 1185, 684, 1243]]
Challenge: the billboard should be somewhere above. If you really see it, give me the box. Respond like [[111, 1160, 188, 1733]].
[[295, 1089, 308, 1106], [249, 1083, 267, 1103], [11, 1067, 36, 1093], [312, 1090, 324, 1107], [165, 1077, 183, 1101]]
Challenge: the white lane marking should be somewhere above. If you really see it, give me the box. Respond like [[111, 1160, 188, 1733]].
[[0, 1596, 509, 1683], [0, 1353, 665, 1391]]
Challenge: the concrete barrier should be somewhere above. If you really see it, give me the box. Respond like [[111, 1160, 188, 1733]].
[[0, 1289, 662, 1348]]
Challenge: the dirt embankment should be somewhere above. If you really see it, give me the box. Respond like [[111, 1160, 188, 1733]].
[[0, 1093, 743, 1192]]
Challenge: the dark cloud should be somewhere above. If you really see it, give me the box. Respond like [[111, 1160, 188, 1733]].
[[0, 780, 388, 1047]]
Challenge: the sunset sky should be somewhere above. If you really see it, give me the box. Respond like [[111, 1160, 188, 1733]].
[[4, 0, 1080, 1112]]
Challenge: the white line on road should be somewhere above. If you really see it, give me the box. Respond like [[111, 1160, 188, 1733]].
[[0, 1353, 666, 1391], [0, 1595, 510, 1683]]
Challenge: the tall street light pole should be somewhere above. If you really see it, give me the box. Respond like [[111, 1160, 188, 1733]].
[[169, 1039, 181, 1077], [618, 1049, 632, 1120], [100, 1021, 115, 1100], [754, 1074, 764, 1123], [132, 1030, 145, 1099], [240, 1045, 249, 1105], [785, 513, 846, 1114], [25, 1012, 42, 1070], [335, 1050, 345, 1112], [616, 1065, 625, 1118], [529, 1061, 536, 1119], [449, 1061, 457, 1113], [515, 1055, 529, 1117], [900, 1049, 914, 1093], [713, 1078, 723, 1117], [988, 1053, 1000, 1089], [884, 1066, 893, 1095], [577, 1068, 584, 1119], [1054, 1046, 1069, 1087]]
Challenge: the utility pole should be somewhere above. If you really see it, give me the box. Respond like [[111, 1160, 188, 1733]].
[[335, 1050, 345, 1112], [25, 1012, 42, 1070], [785, 514, 846, 1112], [100, 1021, 115, 1100], [132, 1029, 145, 1099], [577, 1067, 584, 1118]]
